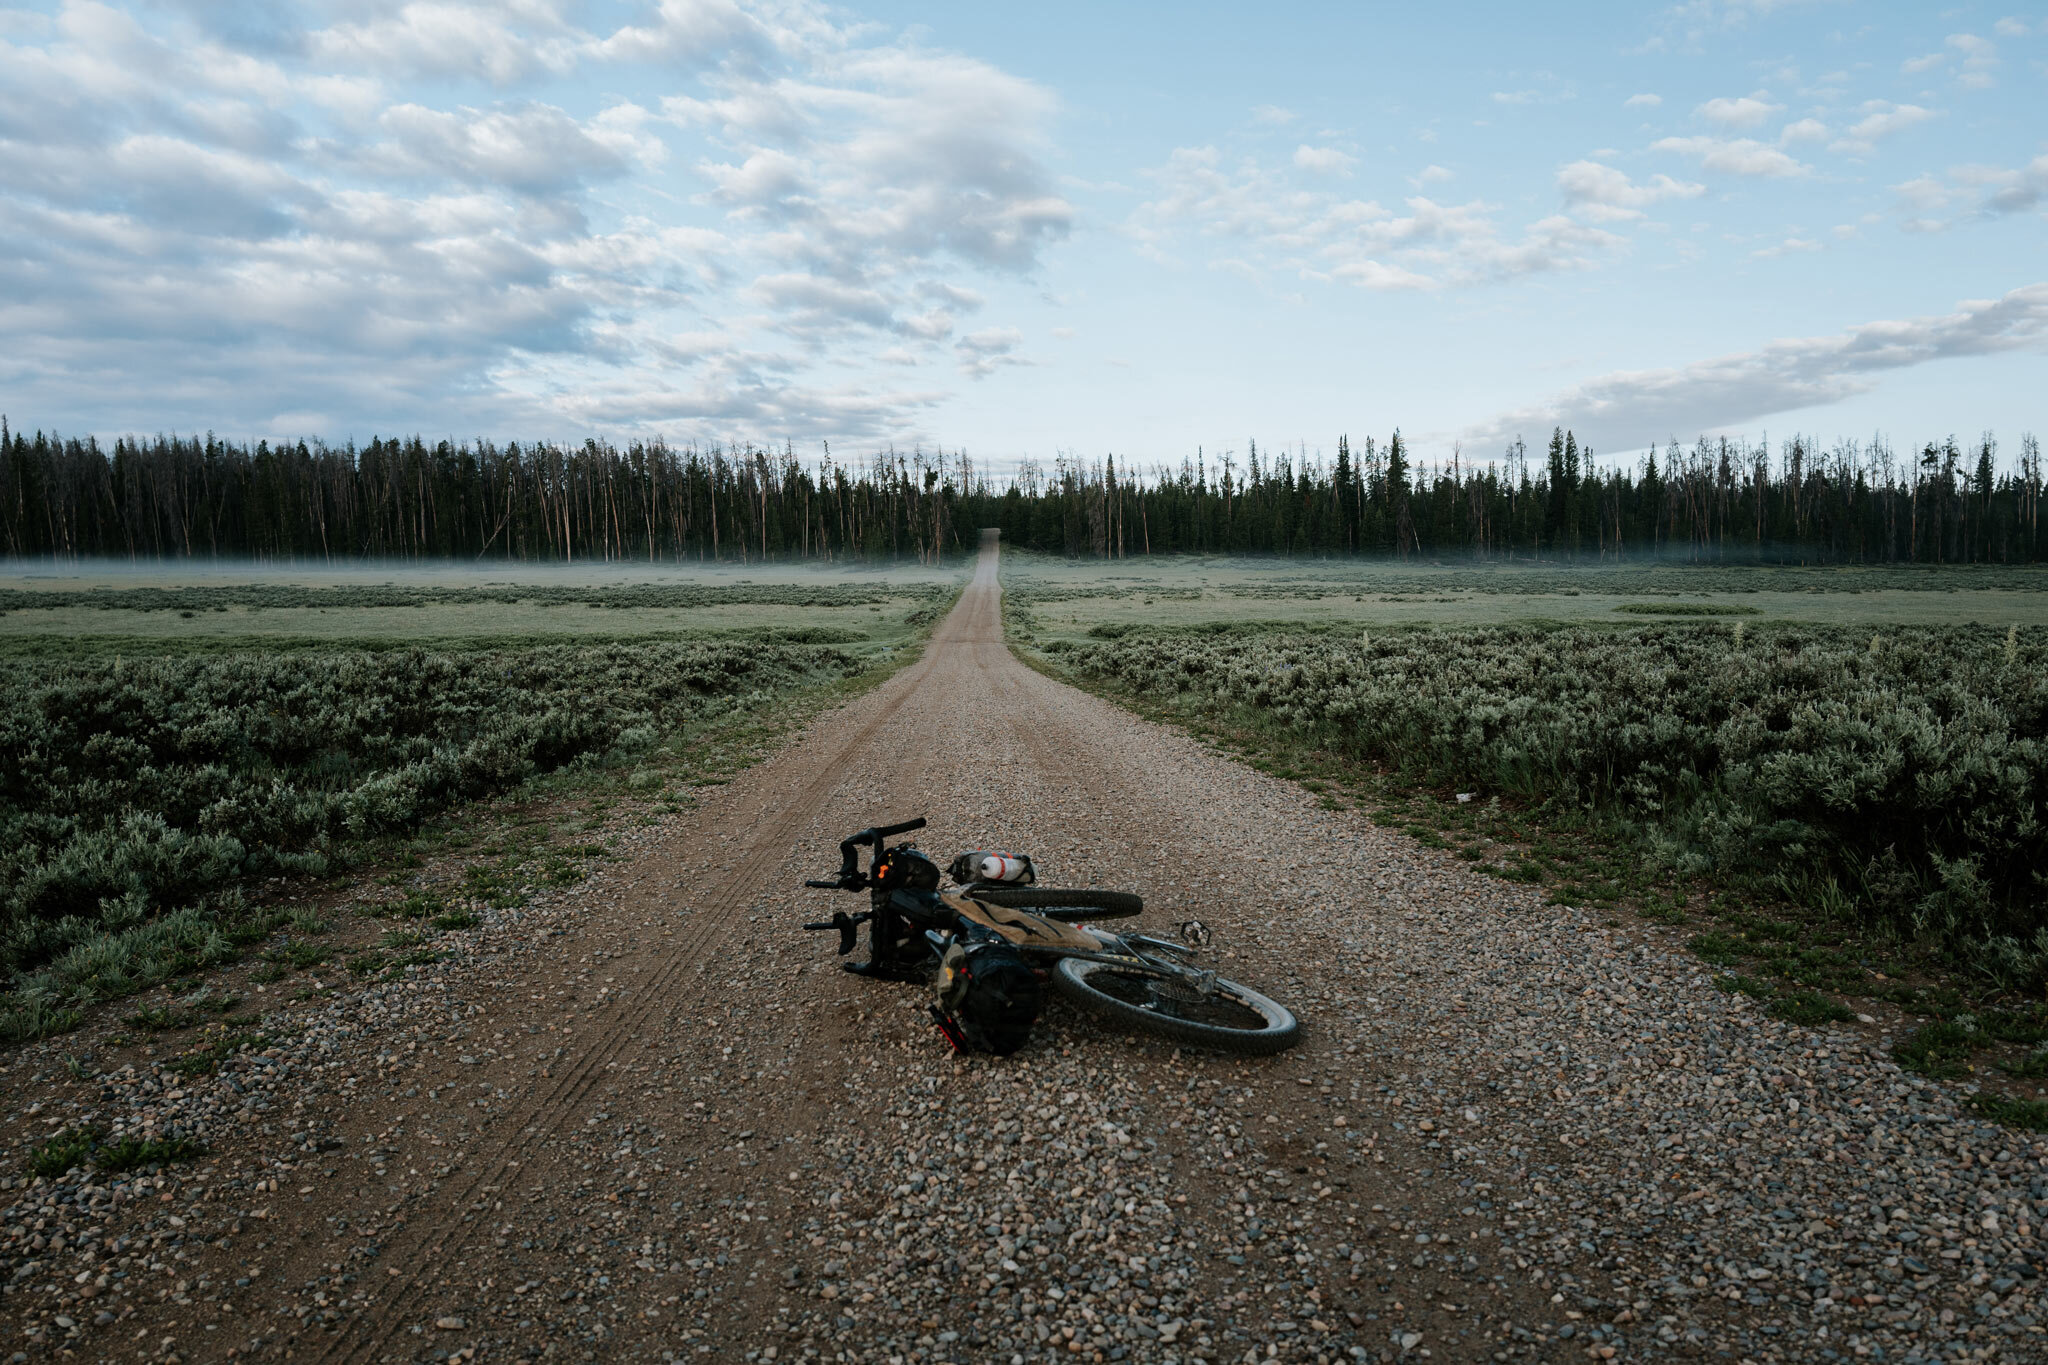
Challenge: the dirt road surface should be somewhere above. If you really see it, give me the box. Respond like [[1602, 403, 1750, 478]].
[[6, 534, 2044, 1365]]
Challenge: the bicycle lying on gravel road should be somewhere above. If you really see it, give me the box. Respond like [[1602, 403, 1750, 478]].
[[801, 817, 1299, 1056]]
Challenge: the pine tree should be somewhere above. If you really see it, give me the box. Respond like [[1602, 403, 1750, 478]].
[[1334, 435, 1353, 551], [1564, 431, 1585, 555], [1544, 427, 1567, 552], [1386, 430, 1416, 557]]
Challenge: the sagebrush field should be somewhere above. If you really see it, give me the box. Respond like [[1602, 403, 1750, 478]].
[[1008, 551, 2048, 1087], [1046, 622, 2043, 950], [0, 561, 963, 1040]]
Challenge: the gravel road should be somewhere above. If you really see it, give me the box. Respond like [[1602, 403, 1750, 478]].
[[5, 533, 2045, 1365]]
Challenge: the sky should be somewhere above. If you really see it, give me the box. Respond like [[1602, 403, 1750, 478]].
[[0, 0, 2044, 470]]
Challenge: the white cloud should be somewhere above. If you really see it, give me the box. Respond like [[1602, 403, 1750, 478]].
[[1947, 32, 2000, 87], [1992, 17, 2034, 38], [1904, 154, 2048, 227], [1751, 235, 1820, 259], [1411, 164, 1455, 185], [1132, 146, 1622, 292], [954, 326, 1024, 378], [587, 0, 769, 66], [1696, 94, 1782, 128], [1827, 101, 1937, 156], [1555, 160, 1705, 222], [1293, 145, 1356, 175], [1470, 283, 2048, 449], [365, 101, 660, 195], [1892, 173, 1957, 228], [1323, 259, 1428, 289], [1652, 135, 1809, 177], [750, 273, 896, 336], [1251, 104, 1295, 125], [674, 45, 1073, 277], [308, 2, 584, 85], [0, 0, 1073, 442], [1624, 93, 1663, 108], [1971, 155, 2048, 215], [1902, 52, 1947, 74], [1778, 117, 1828, 144]]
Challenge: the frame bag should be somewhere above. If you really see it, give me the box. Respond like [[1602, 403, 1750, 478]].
[[935, 941, 1044, 1055]]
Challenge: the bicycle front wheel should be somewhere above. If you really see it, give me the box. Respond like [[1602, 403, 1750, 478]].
[[1051, 958, 1299, 1055]]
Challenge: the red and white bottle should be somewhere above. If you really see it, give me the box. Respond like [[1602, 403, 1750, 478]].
[[976, 854, 1033, 883]]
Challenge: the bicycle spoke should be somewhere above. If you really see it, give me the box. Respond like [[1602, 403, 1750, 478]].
[[1087, 967, 1271, 1032]]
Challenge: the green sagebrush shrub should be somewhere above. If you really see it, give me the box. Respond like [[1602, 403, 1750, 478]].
[[0, 640, 861, 1012], [1060, 623, 2046, 975]]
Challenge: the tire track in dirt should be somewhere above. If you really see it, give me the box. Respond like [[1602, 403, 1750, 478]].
[[318, 570, 993, 1362]]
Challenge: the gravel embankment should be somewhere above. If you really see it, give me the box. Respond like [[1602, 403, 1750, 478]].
[[3, 539, 2040, 1365]]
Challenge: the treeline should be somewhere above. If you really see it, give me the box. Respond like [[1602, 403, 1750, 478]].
[[2, 418, 2043, 563], [0, 420, 961, 564], [999, 429, 2048, 564]]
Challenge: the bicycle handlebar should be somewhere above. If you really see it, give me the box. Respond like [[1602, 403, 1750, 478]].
[[816, 816, 929, 888]]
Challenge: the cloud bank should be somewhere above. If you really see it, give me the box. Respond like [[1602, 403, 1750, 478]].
[[1469, 284, 2048, 450], [0, 0, 1071, 441], [1130, 147, 1620, 292]]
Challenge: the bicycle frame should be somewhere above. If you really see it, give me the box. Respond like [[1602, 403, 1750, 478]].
[[803, 818, 1270, 1047], [936, 911, 1226, 1002]]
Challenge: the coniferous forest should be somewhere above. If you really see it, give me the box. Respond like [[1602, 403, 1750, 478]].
[[1, 418, 2043, 563]]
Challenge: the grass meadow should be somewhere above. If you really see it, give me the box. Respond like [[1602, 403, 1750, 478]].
[[0, 559, 961, 656], [1001, 551, 2048, 641]]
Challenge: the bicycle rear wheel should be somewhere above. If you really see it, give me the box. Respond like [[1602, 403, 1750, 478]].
[[1051, 958, 1299, 1055], [968, 888, 1142, 922]]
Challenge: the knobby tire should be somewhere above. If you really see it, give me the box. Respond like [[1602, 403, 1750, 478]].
[[1051, 958, 1300, 1055]]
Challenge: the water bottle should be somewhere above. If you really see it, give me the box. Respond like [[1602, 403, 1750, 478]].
[[949, 850, 1036, 885], [977, 854, 1033, 883]]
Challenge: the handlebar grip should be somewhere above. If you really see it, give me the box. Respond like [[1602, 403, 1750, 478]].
[[875, 816, 927, 838], [804, 880, 841, 889]]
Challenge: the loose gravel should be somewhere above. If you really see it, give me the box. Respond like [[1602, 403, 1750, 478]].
[[3, 537, 2042, 1365]]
